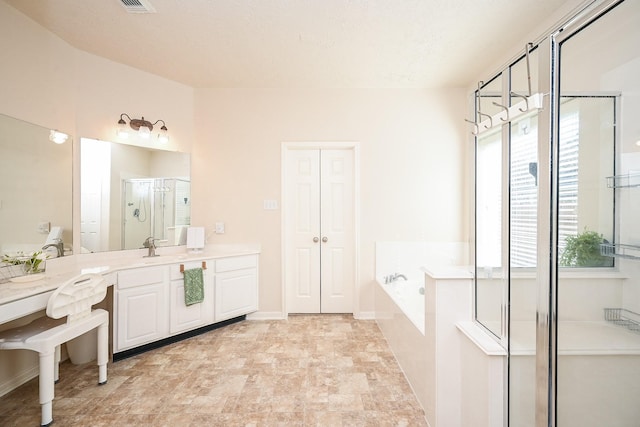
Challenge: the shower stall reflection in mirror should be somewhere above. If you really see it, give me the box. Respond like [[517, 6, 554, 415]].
[[473, 0, 639, 426], [121, 177, 191, 250]]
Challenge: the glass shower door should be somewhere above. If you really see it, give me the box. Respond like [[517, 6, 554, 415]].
[[476, 75, 507, 341], [554, 1, 640, 425], [122, 178, 153, 250], [508, 48, 540, 427]]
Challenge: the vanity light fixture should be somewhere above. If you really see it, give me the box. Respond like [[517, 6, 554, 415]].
[[49, 130, 68, 144], [117, 113, 169, 143]]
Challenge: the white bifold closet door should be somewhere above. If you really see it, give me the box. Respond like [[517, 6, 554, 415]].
[[286, 149, 354, 313]]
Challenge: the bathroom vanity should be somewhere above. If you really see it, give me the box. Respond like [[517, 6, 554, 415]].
[[0, 246, 260, 364], [113, 253, 258, 357]]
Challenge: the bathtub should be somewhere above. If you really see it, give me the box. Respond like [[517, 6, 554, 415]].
[[375, 277, 429, 415], [378, 279, 425, 334]]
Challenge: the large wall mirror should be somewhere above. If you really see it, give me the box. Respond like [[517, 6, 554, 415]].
[[0, 113, 73, 256], [80, 138, 191, 253]]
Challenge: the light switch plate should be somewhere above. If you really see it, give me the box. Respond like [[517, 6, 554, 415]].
[[215, 222, 225, 234], [37, 221, 50, 234], [263, 199, 278, 210]]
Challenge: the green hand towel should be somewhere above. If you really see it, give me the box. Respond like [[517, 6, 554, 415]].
[[183, 268, 204, 306]]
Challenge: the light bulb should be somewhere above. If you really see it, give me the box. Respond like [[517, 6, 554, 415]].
[[158, 124, 169, 144], [49, 130, 68, 144], [117, 119, 129, 139], [138, 125, 151, 139]]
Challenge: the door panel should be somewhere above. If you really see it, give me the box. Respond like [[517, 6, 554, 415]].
[[295, 248, 313, 296], [320, 149, 354, 313], [285, 148, 354, 314], [286, 150, 321, 313]]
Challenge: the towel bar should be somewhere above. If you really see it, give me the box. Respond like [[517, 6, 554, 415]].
[[179, 261, 207, 273]]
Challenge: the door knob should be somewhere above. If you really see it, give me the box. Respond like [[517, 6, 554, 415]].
[[322, 237, 328, 243], [313, 237, 319, 243]]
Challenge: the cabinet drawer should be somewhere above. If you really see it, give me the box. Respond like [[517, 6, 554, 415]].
[[169, 260, 211, 280], [215, 255, 257, 273], [117, 266, 166, 290]]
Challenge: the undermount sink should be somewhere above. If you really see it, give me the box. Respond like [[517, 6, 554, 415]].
[[129, 256, 176, 267]]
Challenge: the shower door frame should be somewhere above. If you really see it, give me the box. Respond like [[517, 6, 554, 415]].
[[472, 1, 627, 426], [536, 1, 625, 426]]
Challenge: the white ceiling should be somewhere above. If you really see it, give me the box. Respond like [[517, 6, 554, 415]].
[[4, 0, 576, 89]]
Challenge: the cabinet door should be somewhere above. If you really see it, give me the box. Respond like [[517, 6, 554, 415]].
[[115, 282, 168, 352], [170, 270, 214, 334], [215, 268, 258, 322]]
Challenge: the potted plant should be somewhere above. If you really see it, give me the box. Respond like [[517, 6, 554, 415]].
[[559, 228, 613, 267], [2, 250, 48, 275]]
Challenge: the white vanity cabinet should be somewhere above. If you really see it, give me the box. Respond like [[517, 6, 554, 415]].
[[169, 261, 214, 334], [112, 252, 259, 357], [114, 266, 169, 352], [214, 255, 258, 322]]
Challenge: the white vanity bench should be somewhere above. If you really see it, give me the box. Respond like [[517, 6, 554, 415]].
[[0, 244, 260, 363]]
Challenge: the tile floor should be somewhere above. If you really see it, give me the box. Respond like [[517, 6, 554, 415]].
[[0, 315, 427, 426]]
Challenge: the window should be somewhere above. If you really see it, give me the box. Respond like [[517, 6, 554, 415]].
[[509, 97, 614, 268]]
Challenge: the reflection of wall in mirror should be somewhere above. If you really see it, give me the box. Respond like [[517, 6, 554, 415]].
[[80, 138, 111, 253], [0, 114, 72, 255]]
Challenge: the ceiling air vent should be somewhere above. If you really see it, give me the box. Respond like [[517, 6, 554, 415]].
[[120, 0, 156, 13]]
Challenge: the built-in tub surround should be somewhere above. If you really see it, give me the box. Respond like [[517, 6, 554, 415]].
[[422, 265, 473, 427], [0, 243, 260, 397], [377, 265, 474, 426], [379, 279, 425, 334], [374, 241, 468, 336], [374, 241, 472, 426], [375, 241, 468, 283]]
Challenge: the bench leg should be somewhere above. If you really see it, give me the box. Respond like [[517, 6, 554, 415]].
[[54, 345, 61, 383], [97, 321, 108, 385], [38, 349, 55, 426]]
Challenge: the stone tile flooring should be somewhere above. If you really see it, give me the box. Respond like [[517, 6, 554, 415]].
[[0, 314, 427, 426]]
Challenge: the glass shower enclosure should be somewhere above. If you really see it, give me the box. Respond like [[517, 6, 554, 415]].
[[122, 177, 191, 250], [473, 0, 640, 425]]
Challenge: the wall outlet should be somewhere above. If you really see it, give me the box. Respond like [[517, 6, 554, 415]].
[[37, 221, 50, 234], [215, 222, 225, 234]]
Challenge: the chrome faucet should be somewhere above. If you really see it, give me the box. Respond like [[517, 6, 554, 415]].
[[42, 239, 64, 258], [143, 236, 158, 257], [384, 273, 408, 283]]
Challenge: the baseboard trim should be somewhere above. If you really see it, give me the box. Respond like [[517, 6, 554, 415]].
[[247, 311, 375, 321], [354, 311, 376, 320], [113, 316, 245, 362], [0, 364, 39, 398], [246, 311, 286, 320]]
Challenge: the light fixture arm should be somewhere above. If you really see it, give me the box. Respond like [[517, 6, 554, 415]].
[[152, 119, 168, 132], [117, 113, 169, 142]]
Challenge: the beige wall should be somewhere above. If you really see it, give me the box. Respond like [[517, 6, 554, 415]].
[[0, 1, 196, 396], [0, 0, 468, 394], [193, 88, 467, 316], [0, 2, 76, 132], [0, 1, 195, 257]]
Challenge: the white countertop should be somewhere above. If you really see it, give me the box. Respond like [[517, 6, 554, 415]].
[[0, 244, 260, 306]]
